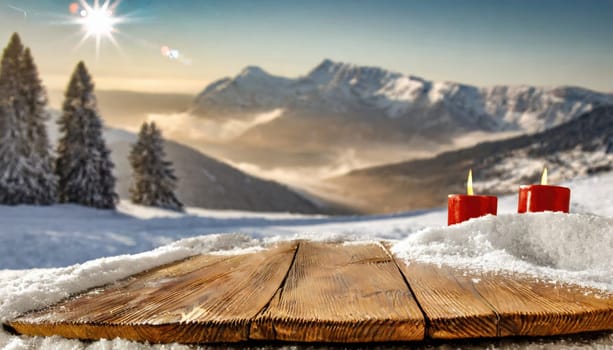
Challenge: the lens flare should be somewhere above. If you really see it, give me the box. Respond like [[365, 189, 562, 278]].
[[160, 45, 184, 61], [69, 2, 80, 14], [66, 1, 189, 63]]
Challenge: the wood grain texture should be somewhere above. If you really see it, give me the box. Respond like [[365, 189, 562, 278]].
[[395, 259, 613, 339], [251, 241, 425, 342], [9, 242, 298, 343], [395, 260, 499, 339], [6, 240, 613, 344], [466, 270, 613, 337]]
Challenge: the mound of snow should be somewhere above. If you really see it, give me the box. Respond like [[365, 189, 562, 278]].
[[393, 213, 613, 291], [0, 234, 260, 324]]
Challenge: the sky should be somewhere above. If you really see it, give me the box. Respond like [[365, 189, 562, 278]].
[[0, 0, 612, 94]]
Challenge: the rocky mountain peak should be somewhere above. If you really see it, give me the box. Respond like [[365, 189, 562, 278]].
[[237, 65, 272, 80], [194, 59, 613, 134]]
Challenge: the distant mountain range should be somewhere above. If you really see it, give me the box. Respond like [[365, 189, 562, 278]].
[[195, 59, 613, 133], [327, 106, 613, 214], [43, 61, 612, 215], [188, 59, 613, 173]]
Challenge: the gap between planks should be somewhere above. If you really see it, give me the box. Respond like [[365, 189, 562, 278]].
[[246, 240, 303, 340], [393, 254, 613, 339], [250, 241, 426, 342], [8, 242, 300, 343]]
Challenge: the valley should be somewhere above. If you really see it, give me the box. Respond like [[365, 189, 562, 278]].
[[47, 60, 613, 215]]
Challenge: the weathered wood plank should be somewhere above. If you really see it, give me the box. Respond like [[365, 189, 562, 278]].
[[251, 241, 425, 342], [466, 270, 613, 337], [7, 240, 613, 344], [9, 242, 298, 343], [395, 258, 613, 339], [394, 260, 499, 339]]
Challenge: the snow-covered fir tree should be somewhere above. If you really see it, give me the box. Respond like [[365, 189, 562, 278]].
[[55, 61, 117, 209], [0, 33, 56, 204], [129, 121, 183, 211], [19, 47, 57, 203]]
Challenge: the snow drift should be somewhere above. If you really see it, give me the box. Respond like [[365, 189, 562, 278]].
[[393, 213, 613, 291]]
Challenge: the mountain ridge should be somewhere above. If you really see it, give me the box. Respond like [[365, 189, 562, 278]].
[[193, 59, 613, 134], [326, 105, 613, 214]]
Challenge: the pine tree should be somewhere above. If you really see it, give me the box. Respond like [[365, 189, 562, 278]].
[[19, 48, 57, 203], [0, 33, 56, 204], [56, 61, 117, 209], [129, 121, 183, 211]]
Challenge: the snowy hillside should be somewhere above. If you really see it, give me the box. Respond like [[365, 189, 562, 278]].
[[109, 135, 322, 214], [46, 110, 322, 214], [0, 172, 612, 349], [194, 59, 613, 134], [330, 105, 613, 213]]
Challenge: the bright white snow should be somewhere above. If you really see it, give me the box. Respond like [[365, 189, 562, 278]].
[[393, 213, 613, 291], [0, 171, 612, 349]]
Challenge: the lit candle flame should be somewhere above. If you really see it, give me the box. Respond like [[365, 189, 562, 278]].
[[541, 167, 548, 185], [467, 169, 474, 195]]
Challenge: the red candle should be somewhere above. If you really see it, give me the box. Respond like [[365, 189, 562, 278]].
[[518, 168, 570, 213], [448, 170, 498, 225]]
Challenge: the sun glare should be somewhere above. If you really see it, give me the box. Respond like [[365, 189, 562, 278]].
[[72, 0, 123, 57], [82, 6, 114, 36]]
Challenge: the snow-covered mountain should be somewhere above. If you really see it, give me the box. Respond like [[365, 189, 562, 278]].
[[194, 59, 613, 135], [185, 59, 613, 177]]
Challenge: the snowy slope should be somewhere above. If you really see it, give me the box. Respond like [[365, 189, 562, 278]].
[[194, 59, 613, 134], [1, 171, 611, 269], [0, 171, 612, 349], [330, 105, 613, 214], [109, 135, 322, 214], [46, 110, 322, 214]]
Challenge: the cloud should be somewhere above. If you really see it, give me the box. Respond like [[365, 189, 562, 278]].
[[226, 148, 373, 186], [146, 108, 284, 142]]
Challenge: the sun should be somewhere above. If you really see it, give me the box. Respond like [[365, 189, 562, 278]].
[[81, 6, 115, 37], [72, 0, 124, 56]]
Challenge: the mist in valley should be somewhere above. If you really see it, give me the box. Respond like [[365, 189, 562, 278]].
[[46, 79, 612, 215]]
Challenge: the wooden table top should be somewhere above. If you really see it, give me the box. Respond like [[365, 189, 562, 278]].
[[6, 240, 613, 344]]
